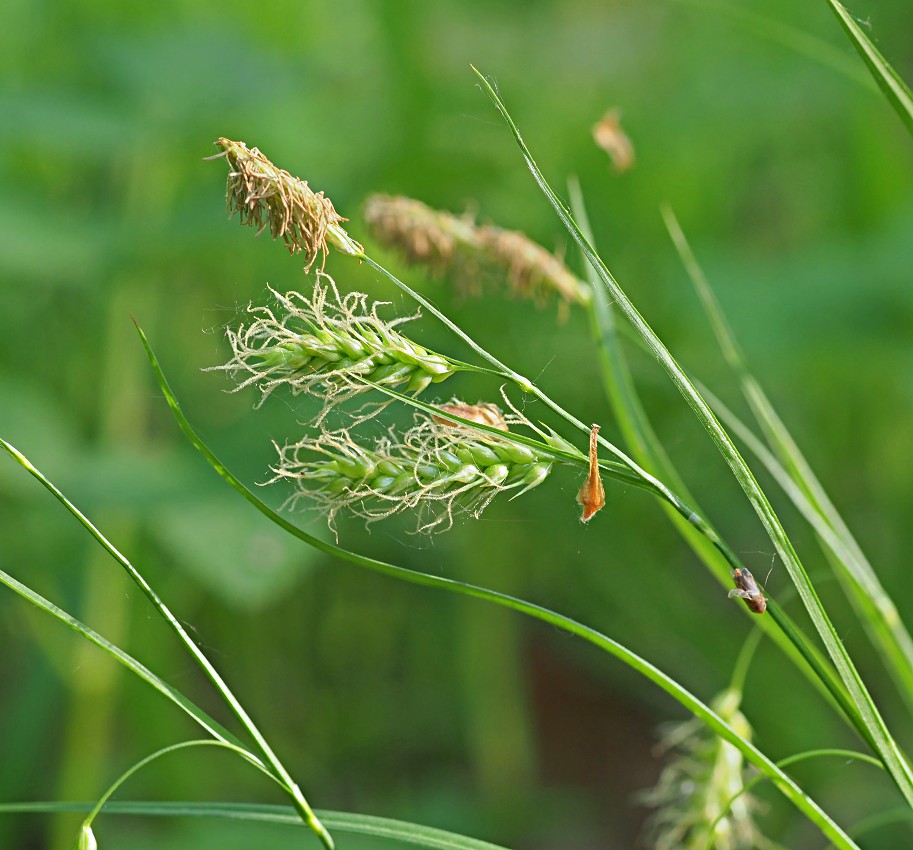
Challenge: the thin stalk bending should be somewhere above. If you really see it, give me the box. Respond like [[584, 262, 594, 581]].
[[470, 67, 913, 804]]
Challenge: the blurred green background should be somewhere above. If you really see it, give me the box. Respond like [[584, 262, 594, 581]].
[[2, 0, 913, 847]]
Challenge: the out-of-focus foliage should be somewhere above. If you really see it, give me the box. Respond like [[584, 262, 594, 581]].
[[1, 0, 913, 847]]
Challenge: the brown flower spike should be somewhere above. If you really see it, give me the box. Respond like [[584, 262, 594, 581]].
[[362, 194, 591, 311], [592, 109, 635, 173], [209, 137, 363, 270], [576, 424, 606, 522], [363, 195, 478, 278]]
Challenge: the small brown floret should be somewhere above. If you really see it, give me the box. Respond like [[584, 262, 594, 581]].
[[576, 424, 606, 522], [592, 109, 635, 173]]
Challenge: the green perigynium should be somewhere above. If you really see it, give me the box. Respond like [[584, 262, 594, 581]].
[[271, 409, 552, 533], [642, 689, 765, 850], [214, 275, 459, 413]]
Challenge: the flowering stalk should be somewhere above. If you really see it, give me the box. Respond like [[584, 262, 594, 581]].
[[207, 139, 776, 594], [213, 274, 460, 411], [362, 194, 479, 278], [363, 194, 591, 310], [271, 408, 552, 533], [209, 138, 363, 269]]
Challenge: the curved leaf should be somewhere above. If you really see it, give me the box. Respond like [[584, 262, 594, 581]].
[[0, 801, 509, 850], [471, 64, 913, 808], [827, 0, 913, 136], [137, 325, 862, 849]]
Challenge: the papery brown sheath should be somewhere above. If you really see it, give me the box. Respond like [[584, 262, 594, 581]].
[[576, 424, 606, 522]]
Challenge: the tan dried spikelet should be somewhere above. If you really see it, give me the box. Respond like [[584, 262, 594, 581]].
[[576, 423, 606, 522], [592, 109, 635, 173], [363, 194, 479, 277], [477, 226, 591, 308], [363, 194, 591, 312], [432, 402, 509, 432], [210, 137, 363, 269]]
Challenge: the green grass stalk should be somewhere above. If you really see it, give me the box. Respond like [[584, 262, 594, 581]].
[[137, 325, 864, 849], [0, 440, 333, 850], [470, 65, 913, 806], [663, 204, 913, 717]]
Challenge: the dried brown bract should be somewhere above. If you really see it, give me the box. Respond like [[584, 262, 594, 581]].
[[592, 109, 635, 173], [210, 137, 363, 270], [432, 402, 510, 432], [576, 423, 606, 522]]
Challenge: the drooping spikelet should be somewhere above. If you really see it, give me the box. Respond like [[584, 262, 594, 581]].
[[475, 225, 592, 308], [210, 137, 363, 269], [363, 195, 480, 278], [641, 689, 767, 850], [271, 407, 552, 534], [592, 109, 636, 173], [212, 274, 460, 415], [363, 194, 591, 311]]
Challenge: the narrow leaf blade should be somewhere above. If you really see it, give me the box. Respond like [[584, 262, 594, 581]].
[[827, 0, 913, 135]]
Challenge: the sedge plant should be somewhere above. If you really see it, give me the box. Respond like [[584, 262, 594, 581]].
[[2, 3, 913, 847]]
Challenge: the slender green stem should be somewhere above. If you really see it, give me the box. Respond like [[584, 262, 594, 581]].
[[139, 328, 862, 850], [1, 802, 513, 850], [81, 740, 275, 832], [472, 65, 913, 805], [844, 807, 913, 845], [702, 748, 884, 850], [662, 203, 913, 718], [827, 0, 913, 136], [359, 227, 868, 747], [729, 628, 764, 696], [0, 439, 333, 850], [0, 564, 263, 764]]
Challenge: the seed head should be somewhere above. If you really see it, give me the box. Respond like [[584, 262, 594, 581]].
[[641, 689, 766, 850], [271, 407, 551, 534], [476, 226, 592, 309], [592, 109, 635, 173], [363, 194, 479, 278], [212, 274, 459, 416], [210, 137, 363, 269], [363, 194, 591, 312]]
